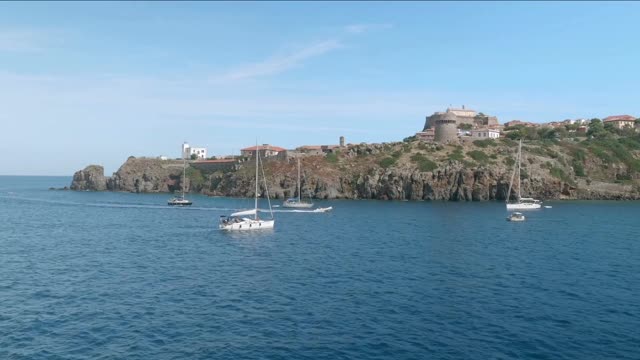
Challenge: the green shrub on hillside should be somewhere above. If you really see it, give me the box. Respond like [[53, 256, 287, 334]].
[[504, 157, 515, 166], [448, 148, 464, 161], [473, 139, 497, 148], [572, 159, 586, 177], [549, 166, 573, 183], [326, 152, 338, 164], [467, 150, 490, 163], [500, 138, 519, 147], [185, 167, 206, 190], [379, 157, 397, 168], [410, 153, 438, 172]]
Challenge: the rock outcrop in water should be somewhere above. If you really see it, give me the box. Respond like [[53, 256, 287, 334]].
[[70, 165, 108, 191], [70, 139, 640, 201]]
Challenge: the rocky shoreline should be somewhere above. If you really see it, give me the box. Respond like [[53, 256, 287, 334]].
[[70, 140, 640, 201]]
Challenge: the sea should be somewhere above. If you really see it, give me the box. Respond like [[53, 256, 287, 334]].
[[0, 176, 638, 360]]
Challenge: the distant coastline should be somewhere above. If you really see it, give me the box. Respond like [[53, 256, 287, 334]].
[[68, 135, 640, 202]]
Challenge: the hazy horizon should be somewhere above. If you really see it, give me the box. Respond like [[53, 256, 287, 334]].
[[1, 2, 639, 175]]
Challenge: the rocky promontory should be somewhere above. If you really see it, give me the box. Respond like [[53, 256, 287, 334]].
[[70, 138, 640, 201], [71, 157, 186, 193]]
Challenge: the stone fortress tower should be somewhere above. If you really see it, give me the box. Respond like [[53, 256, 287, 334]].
[[422, 105, 500, 143], [433, 111, 458, 143]]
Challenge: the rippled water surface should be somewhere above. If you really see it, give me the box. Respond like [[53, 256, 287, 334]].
[[1, 176, 638, 359]]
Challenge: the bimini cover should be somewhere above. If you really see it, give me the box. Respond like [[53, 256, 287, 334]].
[[231, 209, 257, 217]]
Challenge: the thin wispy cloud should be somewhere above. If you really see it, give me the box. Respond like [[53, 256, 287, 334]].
[[345, 23, 393, 34], [0, 29, 47, 53], [221, 39, 343, 80]]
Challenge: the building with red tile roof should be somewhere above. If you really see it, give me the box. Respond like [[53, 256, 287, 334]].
[[603, 115, 636, 129], [240, 144, 286, 158]]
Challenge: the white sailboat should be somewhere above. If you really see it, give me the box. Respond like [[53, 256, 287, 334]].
[[506, 139, 542, 210], [219, 145, 274, 230], [168, 155, 192, 206], [283, 157, 314, 208]]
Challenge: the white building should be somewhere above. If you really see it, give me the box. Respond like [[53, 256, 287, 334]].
[[182, 142, 207, 160], [471, 129, 500, 139]]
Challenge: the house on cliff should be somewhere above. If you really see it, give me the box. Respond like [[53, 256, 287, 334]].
[[604, 115, 637, 130], [241, 144, 286, 159], [182, 142, 207, 160]]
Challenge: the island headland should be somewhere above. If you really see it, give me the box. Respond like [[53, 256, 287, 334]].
[[71, 134, 640, 201]]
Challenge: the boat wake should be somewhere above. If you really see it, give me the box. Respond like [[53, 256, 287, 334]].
[[268, 207, 333, 213], [0, 194, 332, 214]]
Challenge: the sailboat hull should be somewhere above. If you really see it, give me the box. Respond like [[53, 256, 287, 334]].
[[219, 219, 274, 231], [168, 198, 192, 206], [506, 203, 541, 210], [282, 202, 314, 208]]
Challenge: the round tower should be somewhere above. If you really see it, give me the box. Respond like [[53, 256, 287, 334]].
[[339, 136, 345, 147], [434, 111, 458, 143]]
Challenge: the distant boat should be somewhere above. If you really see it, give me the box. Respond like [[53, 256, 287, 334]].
[[313, 206, 333, 213], [506, 139, 542, 210], [507, 212, 526, 222], [168, 155, 192, 206], [219, 144, 275, 231], [283, 157, 314, 208]]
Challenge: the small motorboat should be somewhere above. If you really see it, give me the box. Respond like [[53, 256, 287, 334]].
[[544, 205, 552, 209], [507, 212, 525, 222]]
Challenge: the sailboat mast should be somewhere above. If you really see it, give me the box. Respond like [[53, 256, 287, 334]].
[[297, 157, 301, 202], [517, 139, 522, 200], [182, 155, 186, 198], [255, 144, 259, 220]]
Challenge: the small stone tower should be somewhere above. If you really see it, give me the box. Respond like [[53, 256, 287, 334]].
[[434, 111, 458, 143], [339, 136, 345, 147]]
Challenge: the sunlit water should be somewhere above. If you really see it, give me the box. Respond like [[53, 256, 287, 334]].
[[1, 176, 638, 359]]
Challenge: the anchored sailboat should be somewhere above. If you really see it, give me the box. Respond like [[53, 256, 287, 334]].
[[506, 139, 542, 210], [283, 157, 314, 208], [219, 144, 275, 230], [168, 155, 192, 206]]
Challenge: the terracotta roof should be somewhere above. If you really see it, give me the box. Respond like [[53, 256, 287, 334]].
[[241, 145, 286, 152], [604, 115, 636, 122]]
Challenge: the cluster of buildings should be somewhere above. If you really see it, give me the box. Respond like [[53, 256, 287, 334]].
[[157, 110, 638, 165], [182, 142, 207, 160], [239, 136, 346, 159], [159, 137, 348, 171], [415, 106, 501, 143], [415, 106, 638, 144]]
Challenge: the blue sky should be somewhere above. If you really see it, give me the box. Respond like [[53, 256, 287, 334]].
[[1, 2, 639, 175]]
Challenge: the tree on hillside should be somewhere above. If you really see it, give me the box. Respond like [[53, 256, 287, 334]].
[[587, 119, 607, 139], [604, 122, 616, 133], [457, 123, 473, 130]]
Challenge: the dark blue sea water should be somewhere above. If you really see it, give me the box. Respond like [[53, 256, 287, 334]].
[[1, 176, 638, 359]]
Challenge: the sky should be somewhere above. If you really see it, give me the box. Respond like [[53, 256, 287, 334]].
[[1, 1, 639, 175]]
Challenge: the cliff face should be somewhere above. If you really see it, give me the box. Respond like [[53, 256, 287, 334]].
[[71, 139, 640, 201], [70, 165, 108, 191], [71, 157, 186, 193]]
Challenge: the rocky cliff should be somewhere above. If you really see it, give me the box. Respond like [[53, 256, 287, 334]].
[[71, 157, 186, 193], [70, 165, 108, 191], [71, 138, 640, 201]]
